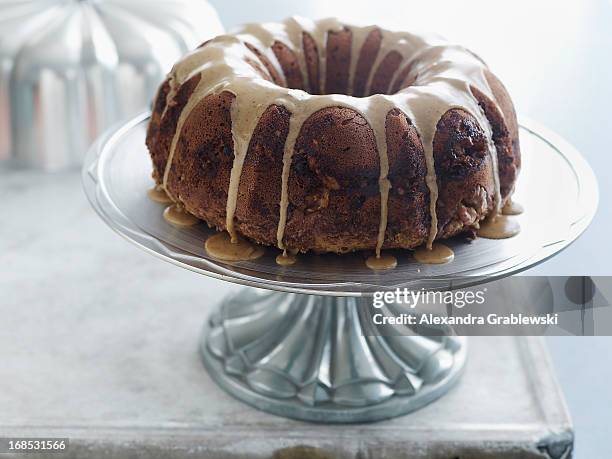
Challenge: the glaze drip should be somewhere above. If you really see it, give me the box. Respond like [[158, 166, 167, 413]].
[[161, 17, 504, 253], [276, 252, 298, 266], [205, 232, 265, 261], [477, 215, 520, 239], [163, 204, 200, 227], [366, 254, 398, 271], [148, 185, 172, 204], [502, 199, 524, 216], [414, 243, 454, 264]]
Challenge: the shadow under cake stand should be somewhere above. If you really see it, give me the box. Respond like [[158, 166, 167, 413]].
[[82, 112, 598, 423]]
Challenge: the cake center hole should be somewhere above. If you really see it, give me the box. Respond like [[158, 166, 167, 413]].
[[251, 41, 417, 97]]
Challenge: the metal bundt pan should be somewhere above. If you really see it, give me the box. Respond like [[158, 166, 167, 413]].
[[0, 0, 224, 170]]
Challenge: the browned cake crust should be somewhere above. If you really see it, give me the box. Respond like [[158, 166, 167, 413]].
[[146, 25, 520, 254]]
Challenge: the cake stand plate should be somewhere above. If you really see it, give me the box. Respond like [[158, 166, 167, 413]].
[[82, 112, 597, 423]]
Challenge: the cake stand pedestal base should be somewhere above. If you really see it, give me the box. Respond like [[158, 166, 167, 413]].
[[200, 289, 467, 423]]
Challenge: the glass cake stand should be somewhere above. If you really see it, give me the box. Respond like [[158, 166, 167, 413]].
[[82, 112, 598, 423]]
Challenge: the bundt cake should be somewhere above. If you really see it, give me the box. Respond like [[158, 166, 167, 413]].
[[146, 17, 520, 257]]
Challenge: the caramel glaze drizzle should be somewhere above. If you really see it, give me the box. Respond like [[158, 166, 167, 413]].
[[276, 252, 298, 266], [163, 204, 200, 227], [366, 254, 398, 271], [502, 199, 524, 216], [205, 232, 265, 261], [147, 185, 172, 204], [414, 243, 454, 264], [477, 214, 521, 239]]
